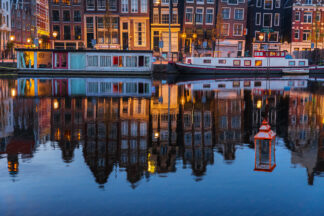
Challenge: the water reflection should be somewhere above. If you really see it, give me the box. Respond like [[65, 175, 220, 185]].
[[2, 76, 324, 186]]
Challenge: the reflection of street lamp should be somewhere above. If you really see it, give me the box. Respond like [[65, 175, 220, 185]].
[[257, 100, 262, 109], [53, 99, 59, 109], [11, 88, 16, 97]]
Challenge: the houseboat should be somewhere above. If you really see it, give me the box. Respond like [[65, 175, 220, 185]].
[[175, 51, 314, 75], [15, 49, 153, 75]]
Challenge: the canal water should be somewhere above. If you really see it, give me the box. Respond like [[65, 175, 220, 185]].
[[1, 76, 324, 215]]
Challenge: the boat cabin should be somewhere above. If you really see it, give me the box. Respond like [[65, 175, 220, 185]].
[[16, 49, 153, 72]]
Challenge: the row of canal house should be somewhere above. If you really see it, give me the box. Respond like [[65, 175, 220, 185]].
[[43, 0, 291, 58]]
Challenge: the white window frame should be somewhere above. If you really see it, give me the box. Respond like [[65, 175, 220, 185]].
[[294, 29, 299, 39], [205, 8, 214, 25], [256, 0, 261, 7], [234, 8, 244, 20], [131, 0, 138, 13], [228, 0, 238, 5], [295, 11, 300, 21], [233, 23, 243, 36], [141, 0, 147, 13], [268, 32, 278, 42], [274, 13, 280, 26], [222, 7, 231, 20], [197, 0, 204, 4], [256, 12, 261, 25], [222, 23, 230, 36], [195, 7, 204, 24], [121, 0, 129, 13], [185, 7, 193, 24], [303, 11, 312, 23], [275, 0, 280, 8], [263, 13, 272, 27], [207, 0, 214, 3]]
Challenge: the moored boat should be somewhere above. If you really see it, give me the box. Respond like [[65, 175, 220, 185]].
[[175, 51, 313, 75], [15, 49, 153, 75]]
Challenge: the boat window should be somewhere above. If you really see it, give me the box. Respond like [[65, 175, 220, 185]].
[[100, 56, 111, 67], [203, 84, 211, 88], [244, 81, 250, 87], [187, 59, 192, 64], [100, 82, 111, 93], [299, 61, 305, 66], [37, 52, 52, 68], [88, 82, 98, 93], [87, 56, 98, 67], [289, 61, 295, 66], [113, 56, 119, 66], [126, 83, 137, 93], [145, 83, 150, 93], [244, 60, 251, 66], [132, 56, 138, 67], [233, 81, 240, 87], [119, 56, 123, 67], [254, 81, 261, 87], [203, 59, 211, 64], [113, 83, 119, 92], [126, 56, 132, 67], [218, 84, 225, 88], [255, 60, 262, 66], [219, 59, 226, 64], [145, 56, 150, 66], [119, 82, 123, 93], [139, 56, 144, 66], [233, 60, 241, 66]]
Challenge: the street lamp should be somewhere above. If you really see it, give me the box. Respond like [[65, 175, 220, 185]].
[[52, 31, 58, 49], [192, 33, 197, 57], [10, 35, 15, 62]]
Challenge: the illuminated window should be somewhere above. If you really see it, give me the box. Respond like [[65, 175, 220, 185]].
[[255, 60, 262, 66], [244, 60, 251, 66]]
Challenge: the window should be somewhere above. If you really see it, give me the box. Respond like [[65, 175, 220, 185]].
[[304, 12, 312, 23], [219, 59, 226, 64], [74, 11, 81, 22], [233, 24, 243, 36], [87, 56, 98, 66], [289, 61, 295, 66], [316, 11, 320, 22], [274, 13, 280, 26], [233, 60, 241, 66], [97, 0, 106, 10], [196, 8, 203, 24], [207, 0, 214, 3], [269, 32, 278, 42], [255, 60, 262, 66], [63, 10, 70, 21], [52, 10, 59, 21], [141, 0, 147, 13], [222, 23, 229, 36], [131, 0, 138, 12], [264, 0, 273, 9], [74, 25, 81, 40], [222, 8, 230, 19], [228, 0, 238, 4], [135, 22, 145, 46], [206, 8, 213, 24], [197, 0, 204, 3], [162, 14, 169, 24], [244, 60, 251, 66], [121, 0, 128, 12], [294, 29, 299, 39], [64, 25, 71, 40], [185, 7, 193, 23], [153, 8, 159, 23], [172, 9, 178, 24], [123, 22, 128, 30], [263, 13, 272, 27], [303, 30, 311, 41], [305, 0, 312, 4], [295, 11, 300, 21], [109, 0, 117, 10], [234, 9, 244, 20], [256, 13, 261, 25], [256, 0, 261, 7], [275, 0, 280, 7], [100, 56, 111, 67]]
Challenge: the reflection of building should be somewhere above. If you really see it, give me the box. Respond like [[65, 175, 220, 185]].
[[49, 0, 84, 49], [0, 0, 11, 57], [150, 0, 180, 59]]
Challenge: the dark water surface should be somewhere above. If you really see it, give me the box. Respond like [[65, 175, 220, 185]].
[[1, 76, 324, 215]]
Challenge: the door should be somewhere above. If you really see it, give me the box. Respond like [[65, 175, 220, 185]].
[[122, 33, 128, 50], [53, 52, 68, 69]]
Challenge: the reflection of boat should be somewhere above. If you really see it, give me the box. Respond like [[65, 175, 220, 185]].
[[174, 51, 311, 75], [16, 49, 153, 75], [17, 77, 152, 97]]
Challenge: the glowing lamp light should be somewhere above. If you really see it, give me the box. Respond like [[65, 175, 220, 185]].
[[192, 33, 197, 39], [154, 132, 160, 139], [10, 35, 15, 41], [11, 88, 16, 97], [53, 31, 58, 38], [256, 100, 262, 109], [258, 34, 264, 41], [180, 97, 185, 105], [254, 120, 276, 172], [27, 38, 31, 43], [181, 33, 187, 39], [53, 99, 59, 109], [39, 39, 43, 44]]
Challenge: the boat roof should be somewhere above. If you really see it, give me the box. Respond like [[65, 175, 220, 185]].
[[15, 48, 153, 54]]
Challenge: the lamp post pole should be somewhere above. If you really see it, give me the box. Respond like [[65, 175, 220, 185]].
[[10, 36, 15, 63]]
